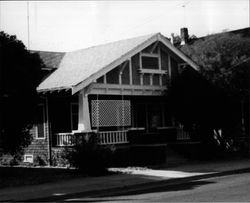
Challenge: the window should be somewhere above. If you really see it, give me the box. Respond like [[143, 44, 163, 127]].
[[141, 56, 159, 70], [36, 104, 46, 139], [24, 154, 34, 163], [71, 103, 78, 131]]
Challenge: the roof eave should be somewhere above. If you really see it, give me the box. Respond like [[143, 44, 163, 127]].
[[37, 86, 72, 94]]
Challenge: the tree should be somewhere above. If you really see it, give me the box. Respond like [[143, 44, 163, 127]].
[[179, 32, 250, 151], [0, 31, 43, 156], [181, 33, 250, 97]]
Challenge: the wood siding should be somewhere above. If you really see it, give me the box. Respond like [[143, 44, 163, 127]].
[[24, 124, 49, 164]]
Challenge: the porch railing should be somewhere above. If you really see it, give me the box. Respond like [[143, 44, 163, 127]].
[[176, 125, 191, 140], [55, 127, 190, 146], [99, 130, 128, 145], [55, 130, 129, 146], [55, 132, 74, 146]]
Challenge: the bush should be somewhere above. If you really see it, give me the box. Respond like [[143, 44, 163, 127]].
[[51, 148, 70, 167], [64, 133, 113, 175], [34, 155, 46, 166]]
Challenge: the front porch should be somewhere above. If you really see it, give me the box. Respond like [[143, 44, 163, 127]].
[[44, 85, 197, 147], [54, 126, 193, 147], [47, 92, 195, 148]]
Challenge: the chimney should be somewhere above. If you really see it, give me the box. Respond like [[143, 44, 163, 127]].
[[180, 28, 189, 45]]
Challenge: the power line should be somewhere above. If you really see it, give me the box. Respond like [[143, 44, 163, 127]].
[[113, 1, 186, 37]]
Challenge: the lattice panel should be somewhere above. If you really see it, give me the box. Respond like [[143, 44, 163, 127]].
[[91, 100, 131, 127]]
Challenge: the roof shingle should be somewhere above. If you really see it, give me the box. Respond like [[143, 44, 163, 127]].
[[37, 33, 158, 92]]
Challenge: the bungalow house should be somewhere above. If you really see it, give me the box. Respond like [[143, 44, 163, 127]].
[[23, 32, 200, 165]]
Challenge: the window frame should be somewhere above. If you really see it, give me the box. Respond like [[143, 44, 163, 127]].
[[23, 154, 34, 163], [35, 104, 46, 140], [140, 52, 160, 70], [139, 51, 166, 74], [70, 102, 79, 131]]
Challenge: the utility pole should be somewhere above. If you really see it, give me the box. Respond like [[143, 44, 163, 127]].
[[181, 1, 190, 28], [27, 1, 30, 49]]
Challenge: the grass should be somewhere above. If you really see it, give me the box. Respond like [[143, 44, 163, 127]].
[[0, 166, 86, 189]]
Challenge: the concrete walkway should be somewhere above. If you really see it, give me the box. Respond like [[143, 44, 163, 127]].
[[0, 158, 249, 202]]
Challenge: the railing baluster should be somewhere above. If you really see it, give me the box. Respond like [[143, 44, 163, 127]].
[[110, 132, 112, 144], [117, 132, 120, 143], [104, 132, 107, 144], [60, 135, 63, 146], [120, 132, 123, 143], [124, 131, 126, 142], [113, 132, 115, 144]]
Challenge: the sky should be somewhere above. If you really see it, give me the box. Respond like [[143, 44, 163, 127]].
[[0, 0, 249, 52]]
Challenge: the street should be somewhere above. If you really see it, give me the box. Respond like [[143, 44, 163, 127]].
[[66, 172, 250, 202]]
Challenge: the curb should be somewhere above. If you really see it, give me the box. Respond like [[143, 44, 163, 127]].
[[24, 167, 250, 202]]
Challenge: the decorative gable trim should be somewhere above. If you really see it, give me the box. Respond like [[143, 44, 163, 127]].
[[156, 33, 199, 71], [72, 33, 199, 95]]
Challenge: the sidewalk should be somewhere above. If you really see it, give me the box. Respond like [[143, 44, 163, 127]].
[[0, 158, 250, 202]]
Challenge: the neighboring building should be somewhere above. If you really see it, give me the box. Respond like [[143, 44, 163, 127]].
[[24, 32, 201, 165]]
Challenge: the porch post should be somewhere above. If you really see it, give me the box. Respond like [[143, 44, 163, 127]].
[[45, 96, 52, 166], [78, 90, 91, 131]]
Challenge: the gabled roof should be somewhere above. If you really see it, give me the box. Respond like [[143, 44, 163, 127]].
[[37, 33, 199, 94]]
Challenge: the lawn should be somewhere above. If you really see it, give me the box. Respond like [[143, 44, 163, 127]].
[[0, 166, 86, 189]]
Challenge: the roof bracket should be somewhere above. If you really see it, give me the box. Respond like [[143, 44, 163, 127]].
[[119, 60, 129, 75], [150, 41, 159, 54]]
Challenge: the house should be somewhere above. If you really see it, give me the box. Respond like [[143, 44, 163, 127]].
[[23, 32, 200, 165]]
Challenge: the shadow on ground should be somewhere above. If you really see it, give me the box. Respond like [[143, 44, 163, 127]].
[[24, 179, 214, 202], [97, 180, 214, 197]]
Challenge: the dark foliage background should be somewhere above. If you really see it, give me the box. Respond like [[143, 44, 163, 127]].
[[0, 31, 43, 156], [170, 32, 250, 152]]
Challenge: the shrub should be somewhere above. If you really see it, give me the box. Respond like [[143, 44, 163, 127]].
[[51, 148, 70, 167], [64, 133, 113, 175], [9, 158, 19, 166], [34, 155, 46, 166]]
